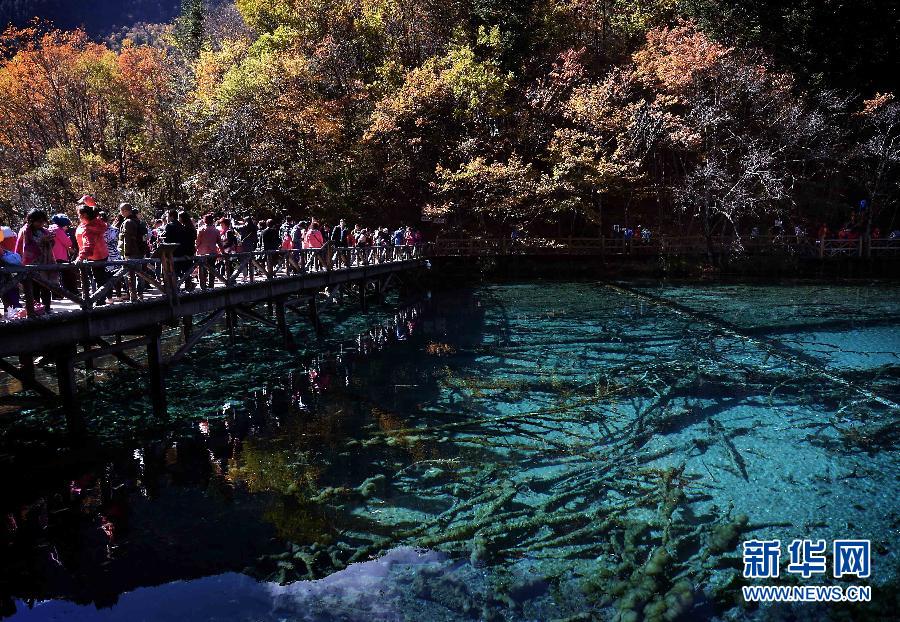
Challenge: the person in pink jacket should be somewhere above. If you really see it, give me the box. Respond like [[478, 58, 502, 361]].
[[48, 215, 73, 262], [15, 209, 54, 311], [49, 213, 78, 295], [195, 214, 221, 289], [303, 221, 325, 249]]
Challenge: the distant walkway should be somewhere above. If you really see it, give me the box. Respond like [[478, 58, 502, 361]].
[[431, 236, 900, 258]]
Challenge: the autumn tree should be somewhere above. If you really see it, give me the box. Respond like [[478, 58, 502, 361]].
[[0, 27, 177, 219], [633, 22, 835, 252], [364, 40, 510, 223], [851, 94, 900, 254]]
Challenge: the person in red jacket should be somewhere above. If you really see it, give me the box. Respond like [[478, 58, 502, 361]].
[[75, 202, 110, 302]]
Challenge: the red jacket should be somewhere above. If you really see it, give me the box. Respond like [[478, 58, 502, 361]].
[[76, 218, 109, 261]]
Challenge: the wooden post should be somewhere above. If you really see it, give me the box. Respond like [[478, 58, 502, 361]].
[[82, 342, 95, 373], [54, 345, 82, 435], [308, 296, 323, 335], [154, 243, 180, 305], [23, 276, 35, 318], [18, 354, 34, 385], [359, 279, 368, 313], [275, 299, 294, 348], [182, 315, 193, 342], [374, 278, 383, 304], [80, 265, 93, 312], [146, 325, 167, 417], [226, 308, 237, 346]]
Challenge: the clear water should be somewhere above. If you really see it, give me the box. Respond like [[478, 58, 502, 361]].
[[1, 282, 898, 621]]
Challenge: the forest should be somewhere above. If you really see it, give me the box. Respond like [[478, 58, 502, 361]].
[[0, 0, 898, 239]]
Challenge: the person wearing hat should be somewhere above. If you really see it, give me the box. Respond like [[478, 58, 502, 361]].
[[78, 194, 97, 209]]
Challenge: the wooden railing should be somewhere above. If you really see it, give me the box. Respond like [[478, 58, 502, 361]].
[[0, 244, 423, 321], [430, 236, 900, 258]]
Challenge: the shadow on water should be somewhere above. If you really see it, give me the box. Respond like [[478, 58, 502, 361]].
[[1, 281, 898, 621]]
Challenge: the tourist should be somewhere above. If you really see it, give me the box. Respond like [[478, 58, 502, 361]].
[[15, 209, 54, 313], [118, 203, 148, 300], [290, 219, 306, 251], [119, 203, 149, 259], [331, 219, 348, 246], [236, 216, 258, 252], [329, 219, 348, 266], [281, 226, 293, 251], [258, 219, 281, 273], [99, 211, 123, 271], [392, 226, 405, 246], [304, 221, 325, 249], [0, 230, 20, 313], [260, 219, 281, 251], [178, 211, 198, 290], [48, 215, 73, 263], [255, 221, 266, 250], [101, 210, 127, 301], [280, 217, 295, 247], [196, 214, 222, 290], [149, 218, 165, 250], [303, 221, 325, 269], [196, 214, 221, 256], [218, 217, 239, 253], [49, 214, 76, 294], [161, 209, 190, 282], [75, 203, 111, 304]]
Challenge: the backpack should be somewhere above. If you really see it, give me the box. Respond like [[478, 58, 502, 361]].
[[137, 220, 151, 254], [1, 250, 22, 265]]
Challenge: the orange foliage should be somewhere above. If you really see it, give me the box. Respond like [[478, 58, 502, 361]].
[[633, 21, 730, 94], [860, 92, 895, 116], [0, 26, 171, 204]]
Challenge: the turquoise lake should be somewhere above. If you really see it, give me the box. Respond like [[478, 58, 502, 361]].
[[0, 282, 897, 621]]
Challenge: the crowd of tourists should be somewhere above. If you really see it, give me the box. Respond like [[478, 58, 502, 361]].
[[0, 195, 424, 318]]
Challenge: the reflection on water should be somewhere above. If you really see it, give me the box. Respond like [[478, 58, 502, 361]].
[[1, 282, 898, 621], [10, 549, 457, 622]]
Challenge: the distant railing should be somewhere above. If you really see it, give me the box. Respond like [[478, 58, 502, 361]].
[[0, 244, 423, 321], [430, 236, 900, 258]]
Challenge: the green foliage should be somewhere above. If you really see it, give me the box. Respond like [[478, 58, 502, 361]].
[[176, 0, 205, 58]]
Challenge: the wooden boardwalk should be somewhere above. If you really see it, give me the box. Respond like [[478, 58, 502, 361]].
[[0, 245, 426, 428]]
